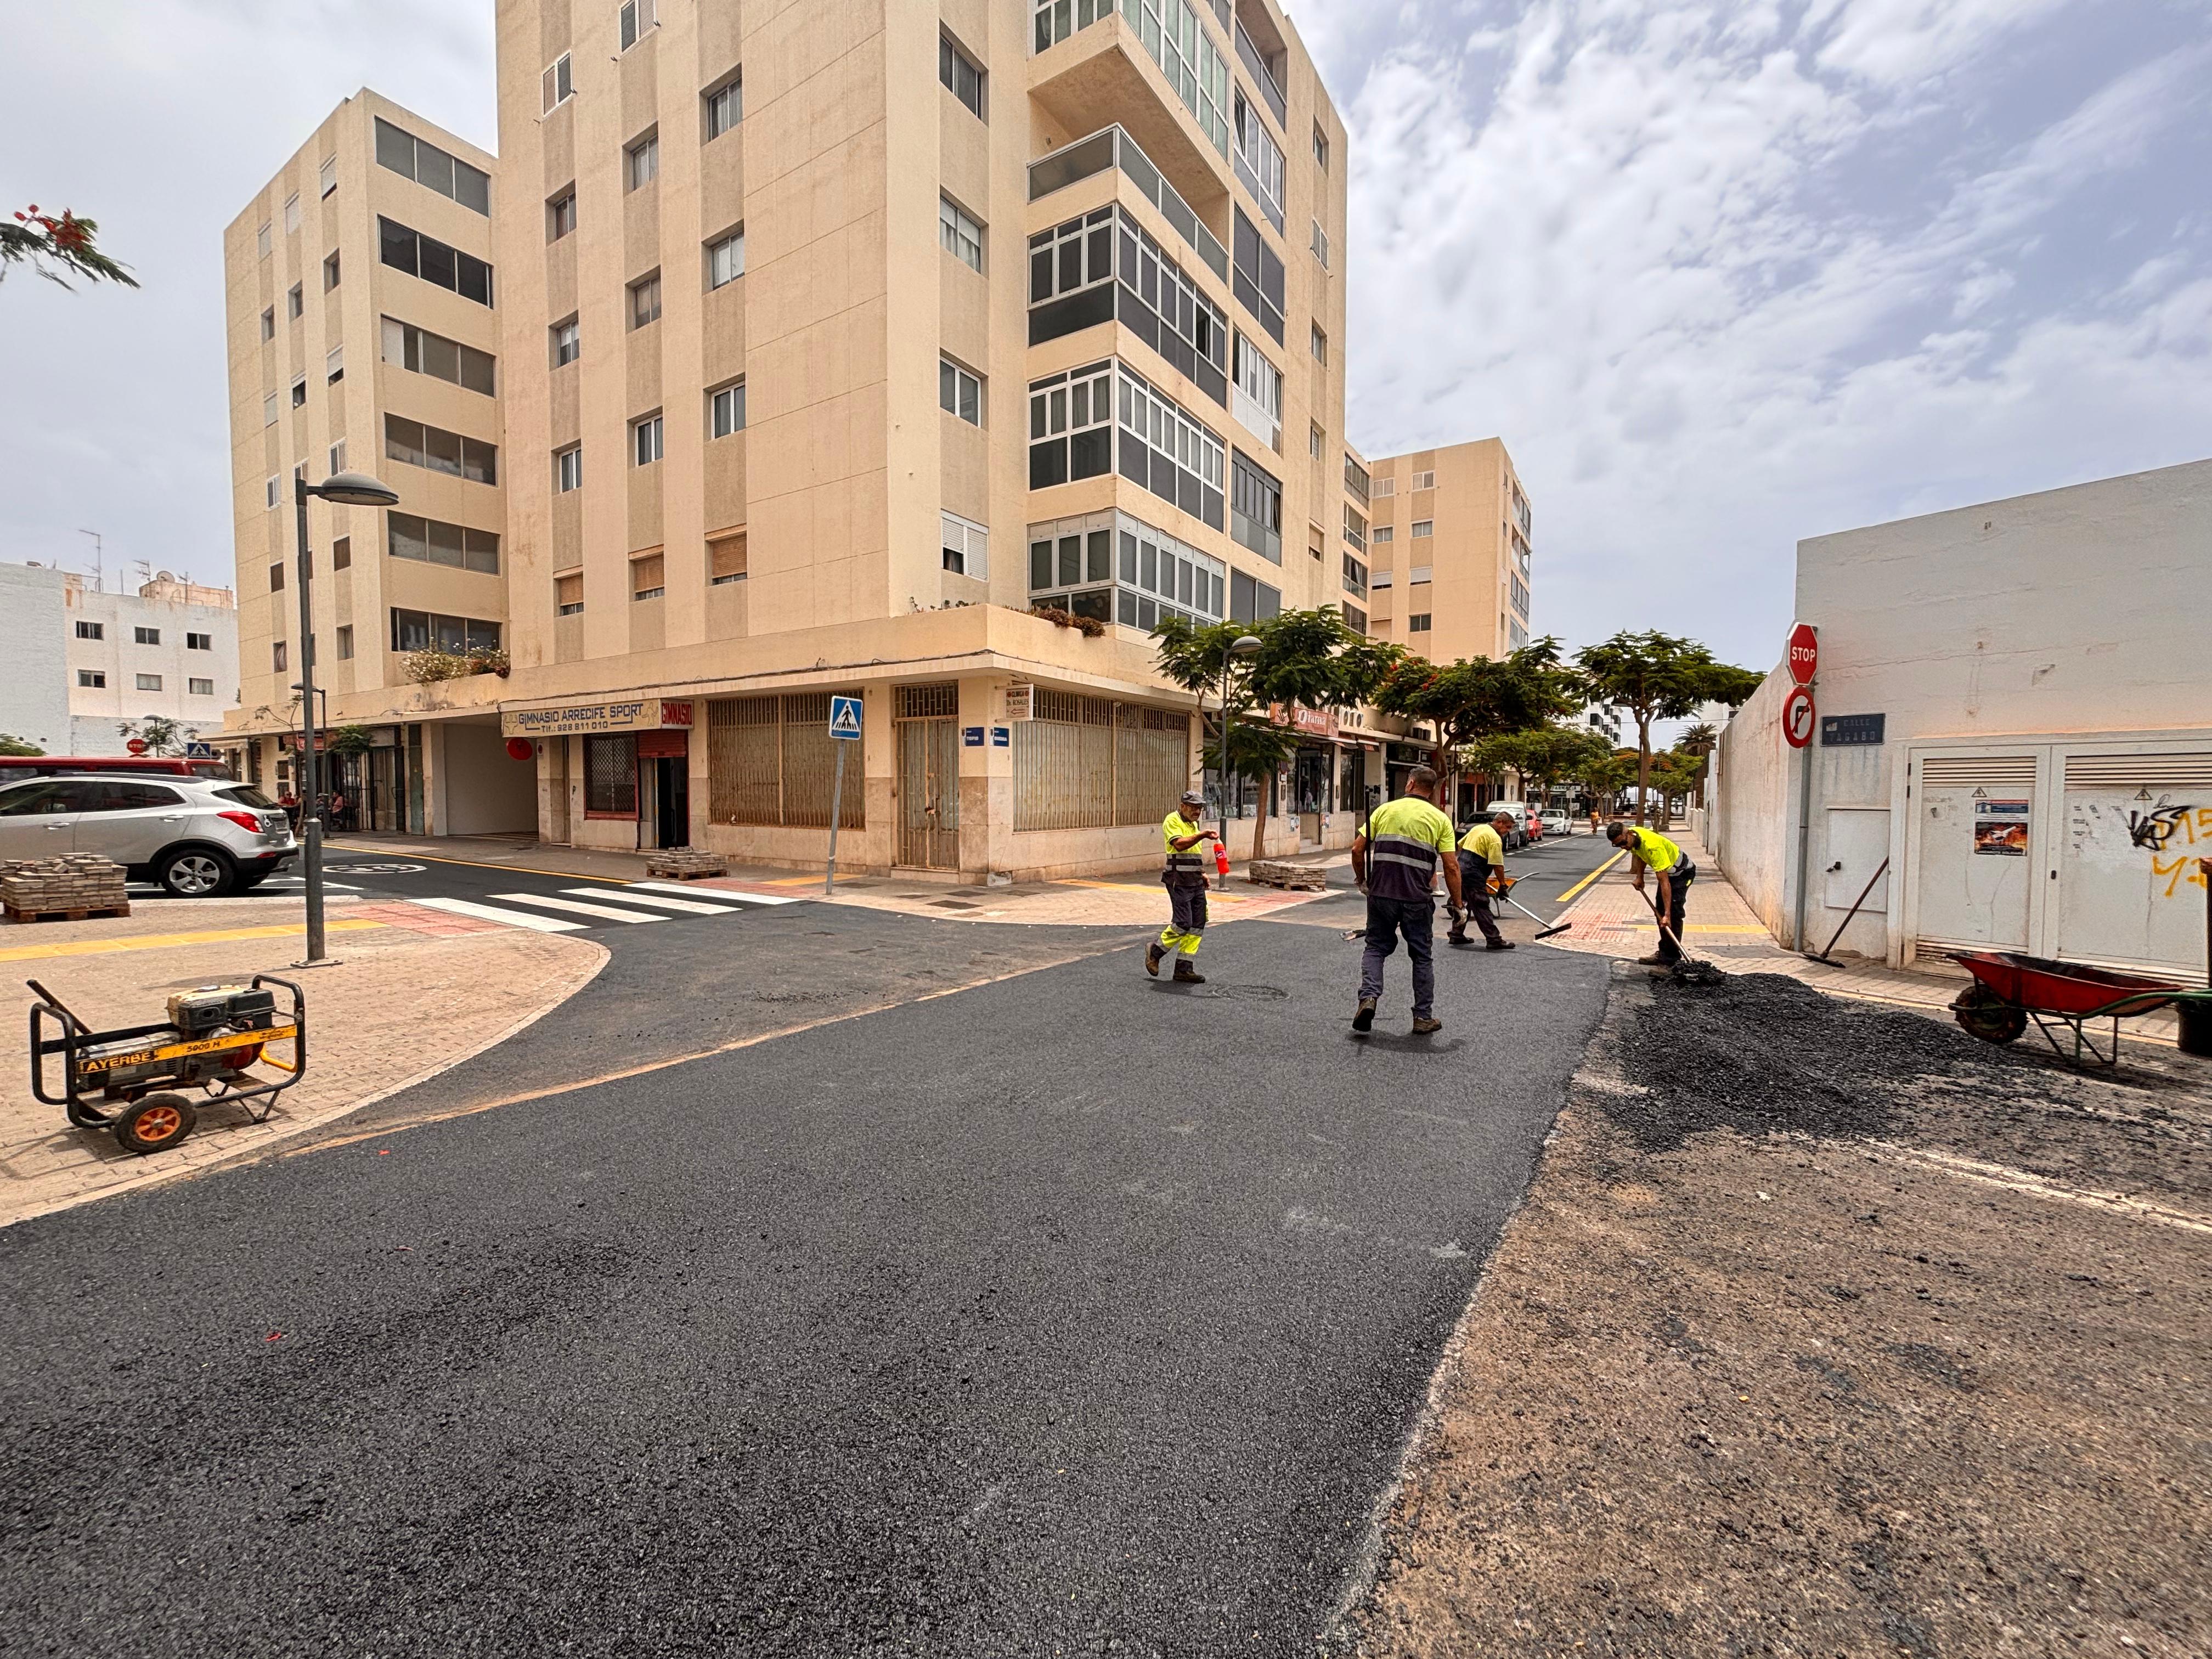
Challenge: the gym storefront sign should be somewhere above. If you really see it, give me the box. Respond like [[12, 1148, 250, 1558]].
[[503, 700, 694, 738]]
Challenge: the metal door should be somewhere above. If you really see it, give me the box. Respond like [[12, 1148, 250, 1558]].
[[1822, 808, 1891, 912], [1911, 754, 2039, 956], [2056, 751, 2212, 976], [896, 718, 960, 868]]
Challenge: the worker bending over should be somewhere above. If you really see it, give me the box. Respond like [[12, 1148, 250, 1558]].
[[1448, 811, 1517, 950], [1351, 766, 1465, 1035], [1607, 820, 1697, 966], [1148, 789, 1219, 985]]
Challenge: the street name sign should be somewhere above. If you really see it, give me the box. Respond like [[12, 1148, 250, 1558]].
[[1787, 623, 1818, 686], [1820, 713, 1885, 747]]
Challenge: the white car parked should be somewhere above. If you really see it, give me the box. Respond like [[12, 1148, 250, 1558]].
[[0, 774, 297, 896], [1539, 809, 1571, 837], [1480, 802, 1537, 849]]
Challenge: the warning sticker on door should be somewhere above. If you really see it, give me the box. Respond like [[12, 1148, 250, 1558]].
[[1973, 800, 2030, 856]]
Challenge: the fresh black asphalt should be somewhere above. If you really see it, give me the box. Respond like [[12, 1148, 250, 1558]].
[[3, 865, 1613, 1657]]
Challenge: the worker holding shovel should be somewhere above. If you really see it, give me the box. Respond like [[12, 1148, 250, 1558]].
[[1447, 812, 1517, 951], [1607, 821, 1697, 966]]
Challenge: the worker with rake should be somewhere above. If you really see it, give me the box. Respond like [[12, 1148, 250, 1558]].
[[1447, 811, 1517, 951], [1607, 820, 1697, 967]]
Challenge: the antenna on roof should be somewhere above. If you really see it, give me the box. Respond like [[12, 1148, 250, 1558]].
[[77, 529, 101, 592]]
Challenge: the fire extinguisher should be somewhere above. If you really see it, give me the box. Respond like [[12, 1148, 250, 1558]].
[[1215, 838, 1232, 879]]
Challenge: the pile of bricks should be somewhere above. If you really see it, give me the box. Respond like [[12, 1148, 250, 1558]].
[[644, 847, 729, 881], [2, 855, 131, 922], [1245, 859, 1331, 891]]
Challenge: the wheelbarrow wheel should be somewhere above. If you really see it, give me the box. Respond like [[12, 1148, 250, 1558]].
[[114, 1093, 197, 1155], [1950, 985, 2027, 1045]]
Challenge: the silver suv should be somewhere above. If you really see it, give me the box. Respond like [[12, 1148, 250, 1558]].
[[0, 774, 297, 897]]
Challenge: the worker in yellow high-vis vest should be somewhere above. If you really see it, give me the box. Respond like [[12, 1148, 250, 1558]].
[[1350, 766, 1465, 1035], [1148, 789, 1220, 985], [1607, 821, 1698, 965]]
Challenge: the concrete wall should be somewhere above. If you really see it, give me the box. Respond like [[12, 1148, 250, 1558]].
[[0, 565, 71, 752], [1709, 663, 1795, 939]]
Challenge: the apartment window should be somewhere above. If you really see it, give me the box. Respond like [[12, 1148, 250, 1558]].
[[1120, 363, 1227, 531], [556, 573, 584, 616], [1309, 424, 1324, 459], [705, 72, 742, 138], [272, 641, 288, 672], [631, 552, 666, 601], [1342, 503, 1367, 552], [940, 357, 983, 426], [1231, 450, 1283, 564], [1311, 219, 1330, 270], [284, 194, 300, 234], [1310, 323, 1328, 364], [1232, 207, 1285, 344], [1371, 568, 1393, 586], [709, 531, 747, 585], [1313, 124, 1330, 170], [939, 32, 985, 119], [136, 673, 163, 692], [941, 512, 989, 578], [1028, 205, 1227, 404], [78, 670, 105, 688], [619, 0, 657, 50], [1374, 476, 1397, 497], [1409, 614, 1432, 633], [1342, 603, 1366, 635], [1031, 0, 1113, 52], [326, 346, 344, 385], [391, 610, 500, 654], [324, 250, 341, 291], [630, 272, 662, 329], [260, 307, 274, 341], [1231, 332, 1282, 450], [633, 413, 664, 466], [1228, 569, 1282, 625], [330, 538, 350, 572], [1232, 91, 1286, 232], [375, 117, 491, 215], [1310, 524, 1325, 563], [379, 317, 498, 397], [269, 562, 286, 591], [265, 475, 280, 508], [555, 445, 583, 493], [76, 620, 103, 640], [1412, 520, 1434, 538], [1510, 573, 1531, 616], [707, 229, 744, 289], [548, 189, 577, 241], [627, 132, 659, 191], [1409, 565, 1434, 583], [550, 317, 580, 368], [290, 375, 307, 409], [1031, 508, 1224, 630], [1027, 362, 1113, 488], [939, 196, 983, 273], [386, 415, 498, 484], [262, 394, 277, 428], [1116, 0, 1228, 156], [329, 439, 346, 474], [1412, 470, 1436, 490], [287, 283, 303, 320], [334, 628, 353, 662], [320, 156, 337, 198], [256, 222, 271, 258], [541, 53, 573, 114], [1341, 552, 1368, 599], [379, 217, 494, 307], [388, 512, 502, 574], [189, 676, 216, 696], [1373, 525, 1395, 545], [710, 381, 746, 438], [134, 626, 161, 646]]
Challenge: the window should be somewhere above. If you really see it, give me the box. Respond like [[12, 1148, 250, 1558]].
[[1232, 332, 1282, 450], [705, 72, 742, 138], [265, 475, 280, 508], [320, 155, 337, 198], [134, 626, 160, 646], [290, 375, 307, 409], [548, 189, 577, 241], [75, 620, 103, 640], [1373, 525, 1395, 544], [1310, 424, 1324, 459], [1412, 520, 1434, 538], [256, 222, 271, 258], [555, 445, 583, 493], [630, 272, 662, 329], [1510, 573, 1531, 616], [334, 628, 353, 662], [709, 531, 747, 585], [939, 32, 985, 119], [288, 283, 303, 320], [631, 553, 665, 601], [284, 193, 300, 234], [1409, 614, 1432, 633], [1233, 90, 1285, 231], [375, 117, 491, 215], [1228, 568, 1282, 625], [1342, 603, 1366, 634], [541, 53, 573, 114], [390, 610, 501, 654], [941, 512, 989, 577], [1310, 323, 1328, 364], [1028, 205, 1227, 404], [1032, 0, 1113, 52], [1116, 0, 1228, 155], [1313, 124, 1330, 170], [269, 562, 286, 591], [262, 394, 278, 428], [1341, 552, 1367, 598], [1230, 450, 1283, 563], [136, 673, 163, 692], [1342, 503, 1367, 551], [585, 734, 639, 819], [710, 381, 746, 438], [326, 345, 343, 383], [550, 317, 580, 368], [939, 196, 983, 273], [324, 250, 340, 291], [1409, 564, 1434, 583], [627, 132, 659, 191], [77, 670, 105, 688], [1026, 362, 1114, 489], [940, 357, 983, 426], [329, 439, 346, 473], [189, 676, 215, 696], [1232, 207, 1285, 344], [556, 573, 584, 616], [634, 413, 664, 466], [707, 228, 744, 289], [260, 307, 274, 341], [1370, 568, 1393, 588], [387, 512, 502, 574], [1374, 476, 1397, 497], [1030, 509, 1224, 631], [378, 217, 494, 307], [272, 641, 288, 672], [185, 631, 212, 651], [1412, 469, 1436, 490], [619, 0, 657, 50], [380, 317, 496, 395], [1311, 219, 1330, 270], [386, 415, 498, 484], [1121, 364, 1227, 529], [330, 539, 350, 572]]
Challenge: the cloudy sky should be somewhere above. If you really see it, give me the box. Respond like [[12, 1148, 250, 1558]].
[[3, 0, 2207, 674]]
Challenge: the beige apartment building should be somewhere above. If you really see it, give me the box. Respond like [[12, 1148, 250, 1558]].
[[1356, 437, 1532, 665], [220, 91, 525, 833]]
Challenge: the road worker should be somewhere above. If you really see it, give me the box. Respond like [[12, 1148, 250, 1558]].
[[1447, 811, 1517, 950], [1148, 789, 1220, 985], [1350, 766, 1465, 1035], [1607, 820, 1698, 966]]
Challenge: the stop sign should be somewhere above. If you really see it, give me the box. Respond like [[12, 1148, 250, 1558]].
[[126, 738, 149, 756], [1787, 622, 1818, 685]]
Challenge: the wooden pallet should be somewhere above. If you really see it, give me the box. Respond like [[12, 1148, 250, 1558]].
[[4, 901, 131, 924], [1244, 861, 1331, 891]]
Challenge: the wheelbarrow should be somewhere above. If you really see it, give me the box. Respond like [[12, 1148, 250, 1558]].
[[1947, 951, 2212, 1068], [28, 976, 307, 1154]]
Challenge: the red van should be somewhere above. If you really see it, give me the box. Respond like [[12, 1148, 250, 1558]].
[[0, 755, 234, 782]]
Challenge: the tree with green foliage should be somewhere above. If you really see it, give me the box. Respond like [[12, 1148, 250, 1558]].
[[116, 716, 186, 756], [4, 206, 137, 290], [1574, 751, 1638, 819], [1575, 631, 1762, 825], [0, 733, 45, 757], [1463, 723, 1616, 816], [1370, 638, 1584, 823]]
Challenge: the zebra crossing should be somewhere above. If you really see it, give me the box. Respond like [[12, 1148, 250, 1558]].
[[412, 881, 804, 935]]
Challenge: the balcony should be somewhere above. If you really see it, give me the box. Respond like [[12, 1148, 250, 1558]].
[[1029, 126, 1227, 282], [1028, 4, 1231, 224], [1234, 19, 1286, 129]]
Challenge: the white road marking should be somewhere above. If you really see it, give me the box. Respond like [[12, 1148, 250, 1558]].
[[565, 887, 746, 916], [413, 896, 588, 933], [628, 881, 803, 906], [1857, 1139, 2212, 1235], [494, 892, 667, 924]]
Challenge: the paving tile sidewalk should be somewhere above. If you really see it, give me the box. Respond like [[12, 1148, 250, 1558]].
[[1, 900, 605, 1227]]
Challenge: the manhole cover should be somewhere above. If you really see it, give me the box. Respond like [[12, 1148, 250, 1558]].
[[930, 899, 981, 911], [1224, 985, 1288, 1001]]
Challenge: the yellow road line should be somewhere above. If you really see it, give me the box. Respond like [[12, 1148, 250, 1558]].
[[325, 844, 635, 885], [1555, 850, 1627, 905], [0, 919, 383, 963]]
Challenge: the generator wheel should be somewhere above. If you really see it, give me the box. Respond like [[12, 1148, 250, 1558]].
[[1951, 985, 2027, 1045], [114, 1093, 197, 1155]]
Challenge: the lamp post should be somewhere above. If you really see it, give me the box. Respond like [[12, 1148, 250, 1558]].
[[1216, 634, 1262, 891], [292, 470, 399, 966]]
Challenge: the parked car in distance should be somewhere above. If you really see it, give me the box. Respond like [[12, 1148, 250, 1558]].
[[0, 754, 233, 782], [1539, 809, 1571, 837], [0, 774, 296, 896], [1480, 802, 1536, 849]]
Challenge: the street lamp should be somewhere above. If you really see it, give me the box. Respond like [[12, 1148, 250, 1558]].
[[1216, 634, 1262, 891], [293, 470, 398, 966]]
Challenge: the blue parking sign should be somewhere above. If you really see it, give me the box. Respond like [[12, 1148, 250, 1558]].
[[828, 695, 863, 741]]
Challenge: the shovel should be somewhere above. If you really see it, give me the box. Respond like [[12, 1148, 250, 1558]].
[[1491, 875, 1573, 941], [1640, 887, 1726, 986]]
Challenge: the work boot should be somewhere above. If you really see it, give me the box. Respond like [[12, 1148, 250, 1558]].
[[1446, 928, 1469, 946], [1173, 962, 1206, 985], [1352, 997, 1377, 1033], [1411, 1016, 1443, 1035], [1146, 942, 1166, 977], [1637, 952, 1669, 967], [1486, 940, 1516, 952]]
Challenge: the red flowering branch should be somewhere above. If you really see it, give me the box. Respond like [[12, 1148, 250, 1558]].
[[2, 204, 139, 290]]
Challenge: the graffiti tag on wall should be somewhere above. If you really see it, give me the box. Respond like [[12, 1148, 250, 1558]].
[[2067, 798, 2212, 900]]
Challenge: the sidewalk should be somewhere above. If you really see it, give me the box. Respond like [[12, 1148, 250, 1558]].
[[1542, 828, 2190, 1048], [1, 896, 605, 1227]]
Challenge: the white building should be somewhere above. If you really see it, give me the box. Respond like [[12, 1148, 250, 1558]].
[[0, 563, 240, 755], [1709, 458, 2211, 978]]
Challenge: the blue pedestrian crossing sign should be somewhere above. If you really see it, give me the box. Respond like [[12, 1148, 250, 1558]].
[[828, 695, 863, 741]]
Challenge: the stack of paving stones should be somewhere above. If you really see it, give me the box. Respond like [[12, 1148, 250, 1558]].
[[1245, 859, 1331, 891], [644, 847, 729, 881], [1, 855, 131, 922]]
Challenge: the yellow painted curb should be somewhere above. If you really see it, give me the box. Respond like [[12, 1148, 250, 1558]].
[[0, 919, 385, 963]]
